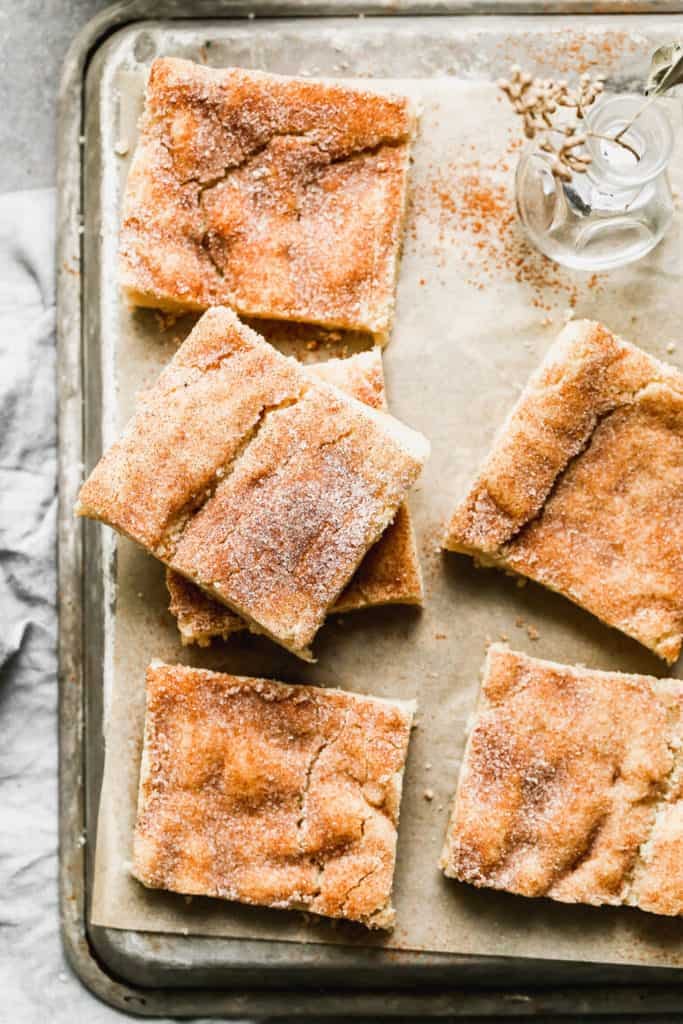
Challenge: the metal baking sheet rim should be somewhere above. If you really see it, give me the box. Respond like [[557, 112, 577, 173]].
[[57, 0, 683, 1016]]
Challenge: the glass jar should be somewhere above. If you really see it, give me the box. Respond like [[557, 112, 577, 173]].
[[515, 95, 674, 271]]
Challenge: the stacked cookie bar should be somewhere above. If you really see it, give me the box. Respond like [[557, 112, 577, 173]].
[[77, 308, 428, 661], [166, 349, 424, 647]]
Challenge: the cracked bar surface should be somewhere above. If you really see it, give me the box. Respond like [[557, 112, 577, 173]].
[[76, 307, 429, 658], [440, 645, 683, 917], [166, 350, 423, 646], [443, 320, 683, 663], [120, 57, 416, 343], [75, 306, 304, 558], [132, 662, 415, 928]]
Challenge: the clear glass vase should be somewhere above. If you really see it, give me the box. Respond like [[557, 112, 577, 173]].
[[515, 95, 674, 271]]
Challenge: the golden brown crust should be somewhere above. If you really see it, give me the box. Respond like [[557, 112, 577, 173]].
[[120, 58, 415, 341], [444, 321, 683, 662], [440, 645, 683, 917], [331, 503, 422, 614], [166, 350, 422, 645], [170, 380, 427, 657], [309, 349, 388, 411], [76, 308, 428, 658], [132, 662, 415, 928], [167, 569, 243, 646]]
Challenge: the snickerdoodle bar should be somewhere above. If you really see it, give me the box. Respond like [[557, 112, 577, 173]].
[[440, 645, 683, 917], [120, 58, 415, 343], [76, 307, 428, 658], [132, 661, 415, 928], [444, 320, 683, 663], [166, 349, 423, 646]]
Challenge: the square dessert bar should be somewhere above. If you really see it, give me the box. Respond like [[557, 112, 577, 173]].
[[440, 645, 683, 917], [170, 373, 426, 657], [120, 58, 416, 343], [76, 308, 429, 658], [166, 350, 423, 646], [444, 320, 683, 662], [132, 662, 415, 928]]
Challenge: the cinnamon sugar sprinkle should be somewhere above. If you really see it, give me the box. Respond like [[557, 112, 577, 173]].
[[409, 134, 605, 311], [495, 28, 643, 77]]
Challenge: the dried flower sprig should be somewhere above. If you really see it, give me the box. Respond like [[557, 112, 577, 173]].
[[501, 43, 683, 184], [537, 128, 592, 182], [499, 66, 639, 182]]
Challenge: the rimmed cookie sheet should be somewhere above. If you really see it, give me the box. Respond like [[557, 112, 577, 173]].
[[87, 18, 683, 969]]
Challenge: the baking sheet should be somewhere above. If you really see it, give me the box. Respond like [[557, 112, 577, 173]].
[[90, 49, 683, 965]]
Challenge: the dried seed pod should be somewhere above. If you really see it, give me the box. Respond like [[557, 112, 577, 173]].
[[498, 64, 628, 186]]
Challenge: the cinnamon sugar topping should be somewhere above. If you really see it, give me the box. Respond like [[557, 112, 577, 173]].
[[120, 58, 416, 342], [132, 662, 415, 928], [166, 351, 423, 647], [444, 320, 683, 663], [441, 646, 683, 918]]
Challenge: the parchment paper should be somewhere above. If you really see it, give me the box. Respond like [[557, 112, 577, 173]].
[[92, 68, 683, 966]]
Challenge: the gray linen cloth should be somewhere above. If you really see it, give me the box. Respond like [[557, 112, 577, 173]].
[[0, 187, 68, 1019], [0, 188, 224, 1022]]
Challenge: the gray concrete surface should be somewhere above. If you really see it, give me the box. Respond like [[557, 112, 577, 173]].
[[0, 0, 112, 191]]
